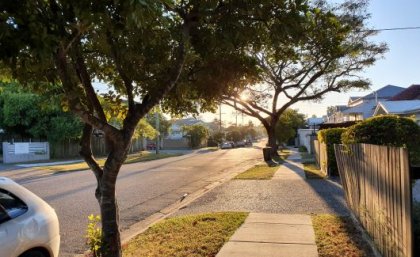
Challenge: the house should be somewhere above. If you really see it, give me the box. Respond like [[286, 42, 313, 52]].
[[296, 117, 324, 154], [389, 84, 420, 101], [373, 85, 420, 125], [326, 85, 405, 123], [373, 100, 420, 125], [166, 117, 205, 140]]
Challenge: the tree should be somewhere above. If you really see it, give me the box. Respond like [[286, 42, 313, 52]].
[[182, 124, 209, 148], [220, 0, 387, 158], [275, 109, 305, 145], [0, 1, 268, 255], [0, 83, 83, 142]]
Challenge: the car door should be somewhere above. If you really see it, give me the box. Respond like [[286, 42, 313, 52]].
[[0, 189, 29, 257]]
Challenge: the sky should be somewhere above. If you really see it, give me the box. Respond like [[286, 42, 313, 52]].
[[201, 0, 420, 125]]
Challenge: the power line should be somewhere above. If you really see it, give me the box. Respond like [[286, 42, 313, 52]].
[[365, 26, 420, 32]]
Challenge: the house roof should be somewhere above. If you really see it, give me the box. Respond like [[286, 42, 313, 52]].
[[389, 84, 420, 101], [307, 117, 324, 125], [348, 85, 405, 104], [342, 101, 377, 118], [374, 100, 420, 115], [172, 117, 203, 127]]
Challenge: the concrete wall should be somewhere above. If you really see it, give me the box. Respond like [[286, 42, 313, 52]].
[[2, 142, 50, 163], [297, 129, 317, 154]]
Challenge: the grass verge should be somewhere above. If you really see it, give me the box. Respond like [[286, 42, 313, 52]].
[[303, 163, 326, 179], [234, 164, 278, 180], [43, 151, 182, 173], [272, 149, 290, 163], [312, 214, 375, 257], [301, 152, 315, 163], [123, 212, 248, 257]]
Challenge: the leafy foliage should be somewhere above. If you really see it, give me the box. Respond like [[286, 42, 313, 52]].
[[342, 115, 420, 164], [86, 214, 102, 257], [208, 131, 224, 147], [217, 0, 387, 154], [182, 124, 209, 148], [318, 128, 346, 176], [275, 109, 306, 145], [0, 84, 83, 142]]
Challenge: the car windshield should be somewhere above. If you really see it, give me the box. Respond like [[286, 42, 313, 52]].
[[0, 189, 28, 223]]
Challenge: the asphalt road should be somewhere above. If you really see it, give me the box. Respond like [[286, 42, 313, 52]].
[[12, 146, 262, 256]]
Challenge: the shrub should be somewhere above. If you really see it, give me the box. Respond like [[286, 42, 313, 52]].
[[298, 145, 308, 152], [342, 115, 420, 165], [317, 128, 346, 176], [86, 214, 102, 257]]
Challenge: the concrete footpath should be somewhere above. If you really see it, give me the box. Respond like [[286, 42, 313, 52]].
[[175, 147, 349, 256], [217, 213, 318, 257], [216, 150, 318, 257]]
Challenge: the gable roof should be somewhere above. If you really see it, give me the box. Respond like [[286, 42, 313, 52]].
[[389, 84, 420, 101], [342, 101, 377, 118], [348, 85, 405, 105], [172, 117, 203, 127], [374, 100, 420, 115]]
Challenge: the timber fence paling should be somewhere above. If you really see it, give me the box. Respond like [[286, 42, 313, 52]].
[[334, 143, 413, 257], [313, 140, 328, 176]]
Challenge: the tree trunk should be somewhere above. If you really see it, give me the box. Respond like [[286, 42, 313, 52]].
[[97, 146, 129, 257], [267, 125, 279, 158], [100, 171, 121, 257]]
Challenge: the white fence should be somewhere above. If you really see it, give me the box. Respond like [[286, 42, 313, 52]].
[[2, 142, 50, 163]]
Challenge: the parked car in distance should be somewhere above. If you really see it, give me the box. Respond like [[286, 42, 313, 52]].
[[245, 139, 253, 146], [235, 140, 246, 147], [220, 142, 233, 149], [0, 177, 60, 257], [146, 142, 156, 150]]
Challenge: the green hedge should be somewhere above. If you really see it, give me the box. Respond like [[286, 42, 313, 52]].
[[318, 128, 346, 176], [342, 115, 420, 165]]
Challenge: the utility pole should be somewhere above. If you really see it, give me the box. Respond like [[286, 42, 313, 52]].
[[155, 111, 160, 154], [219, 104, 222, 131]]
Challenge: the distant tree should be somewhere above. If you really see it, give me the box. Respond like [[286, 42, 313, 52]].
[[275, 109, 306, 145], [208, 131, 225, 146], [182, 124, 209, 148], [146, 109, 171, 138], [226, 130, 243, 142]]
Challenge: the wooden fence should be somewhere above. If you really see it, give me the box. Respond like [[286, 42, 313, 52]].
[[50, 137, 145, 159], [312, 140, 328, 176], [334, 144, 413, 257]]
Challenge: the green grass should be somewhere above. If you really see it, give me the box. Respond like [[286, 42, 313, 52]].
[[234, 164, 279, 180], [312, 214, 375, 257], [272, 149, 290, 163], [41, 151, 182, 174], [123, 212, 248, 257], [301, 152, 315, 163], [303, 163, 326, 179]]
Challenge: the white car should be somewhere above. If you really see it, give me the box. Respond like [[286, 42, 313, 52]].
[[0, 177, 60, 257]]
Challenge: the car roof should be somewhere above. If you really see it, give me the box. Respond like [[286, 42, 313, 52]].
[[0, 177, 46, 210]]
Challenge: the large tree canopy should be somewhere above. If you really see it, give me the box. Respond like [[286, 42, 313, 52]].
[[185, 0, 386, 158], [0, 1, 300, 256]]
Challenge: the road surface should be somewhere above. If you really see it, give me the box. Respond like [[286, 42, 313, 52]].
[[7, 146, 262, 256]]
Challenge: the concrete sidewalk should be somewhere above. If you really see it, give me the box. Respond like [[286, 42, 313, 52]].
[[217, 213, 318, 257], [217, 150, 318, 257]]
